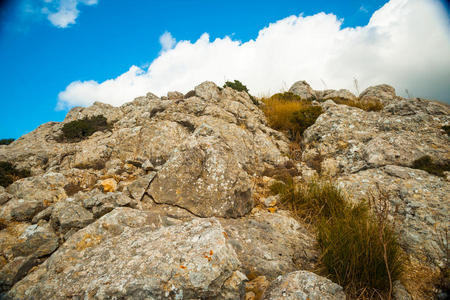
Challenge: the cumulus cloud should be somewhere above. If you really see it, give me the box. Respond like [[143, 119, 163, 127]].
[[159, 31, 176, 52], [57, 0, 450, 108], [34, 0, 98, 28]]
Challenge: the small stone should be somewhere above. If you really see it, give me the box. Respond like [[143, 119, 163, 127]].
[[101, 178, 117, 193], [261, 195, 279, 207], [51, 200, 94, 234], [141, 160, 154, 171], [0, 193, 11, 205], [10, 199, 44, 222], [31, 206, 53, 224]]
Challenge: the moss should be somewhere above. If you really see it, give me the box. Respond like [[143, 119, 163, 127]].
[[412, 155, 450, 177], [0, 161, 31, 187], [61, 115, 110, 142], [0, 139, 14, 145]]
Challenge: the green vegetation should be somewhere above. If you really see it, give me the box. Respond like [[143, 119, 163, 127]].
[[0, 161, 31, 187], [0, 139, 15, 145], [61, 115, 110, 141], [262, 92, 322, 141], [270, 179, 404, 298], [442, 125, 450, 137], [223, 80, 249, 93], [411, 155, 450, 177]]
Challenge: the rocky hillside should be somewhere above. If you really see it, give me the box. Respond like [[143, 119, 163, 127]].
[[0, 80, 448, 299]]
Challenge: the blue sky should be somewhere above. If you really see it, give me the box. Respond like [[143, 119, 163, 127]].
[[0, 0, 449, 139]]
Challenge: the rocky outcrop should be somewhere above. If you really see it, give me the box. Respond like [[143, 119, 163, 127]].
[[288, 80, 316, 101], [262, 271, 346, 300]]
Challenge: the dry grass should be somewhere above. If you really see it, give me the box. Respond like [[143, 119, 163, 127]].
[[328, 97, 384, 112], [262, 92, 322, 141]]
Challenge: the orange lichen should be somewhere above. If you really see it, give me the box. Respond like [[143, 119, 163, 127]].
[[222, 231, 229, 239], [76, 233, 102, 251], [180, 265, 187, 269], [268, 207, 277, 213]]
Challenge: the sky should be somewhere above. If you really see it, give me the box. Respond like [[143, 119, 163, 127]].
[[0, 0, 449, 139]]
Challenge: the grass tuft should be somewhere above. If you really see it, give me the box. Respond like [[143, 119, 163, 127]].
[[328, 97, 384, 112], [270, 178, 404, 298], [0, 139, 15, 145]]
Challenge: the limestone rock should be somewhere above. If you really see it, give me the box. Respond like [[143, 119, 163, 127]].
[[7, 208, 244, 299], [10, 199, 44, 222], [100, 178, 117, 192], [359, 84, 397, 105], [262, 271, 346, 300], [0, 256, 39, 293], [50, 200, 94, 236], [288, 80, 316, 101], [167, 91, 184, 100], [321, 89, 357, 102], [11, 224, 58, 258], [219, 209, 317, 280], [149, 125, 253, 218]]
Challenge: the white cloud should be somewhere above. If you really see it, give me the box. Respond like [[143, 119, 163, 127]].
[[57, 0, 450, 108], [159, 31, 176, 52], [44, 0, 97, 28]]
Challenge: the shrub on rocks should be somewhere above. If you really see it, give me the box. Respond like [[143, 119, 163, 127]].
[[0, 139, 14, 145], [61, 115, 110, 141], [0, 161, 31, 187], [223, 80, 249, 93], [270, 178, 404, 298]]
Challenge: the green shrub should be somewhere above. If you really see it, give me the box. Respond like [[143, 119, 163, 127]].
[[442, 125, 450, 137], [270, 178, 404, 298], [412, 155, 450, 177], [290, 106, 323, 138], [0, 139, 15, 145], [61, 115, 110, 141], [223, 80, 249, 93], [0, 161, 31, 187]]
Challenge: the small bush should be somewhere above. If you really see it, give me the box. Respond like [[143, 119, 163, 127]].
[[0, 139, 14, 145], [442, 125, 450, 137], [412, 155, 450, 177], [223, 80, 249, 93], [262, 94, 322, 141], [61, 115, 110, 141], [0, 161, 31, 187]]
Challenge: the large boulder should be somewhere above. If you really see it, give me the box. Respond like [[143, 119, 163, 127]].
[[288, 81, 316, 101], [262, 271, 346, 300], [359, 84, 397, 106], [7, 208, 245, 299], [148, 124, 253, 218]]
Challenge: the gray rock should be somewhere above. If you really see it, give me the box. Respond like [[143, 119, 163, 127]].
[[10, 199, 44, 222], [31, 206, 53, 224], [359, 84, 397, 105], [0, 256, 40, 293], [149, 125, 253, 218], [50, 200, 94, 235], [167, 91, 184, 100], [11, 224, 58, 258], [393, 280, 412, 300], [288, 80, 316, 101], [262, 270, 346, 300], [126, 172, 156, 201], [8, 208, 244, 299]]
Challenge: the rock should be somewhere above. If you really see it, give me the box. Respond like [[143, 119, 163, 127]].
[[0, 193, 11, 205], [167, 91, 184, 100], [149, 125, 254, 218], [82, 192, 137, 218], [50, 200, 94, 235], [141, 159, 154, 171], [8, 208, 244, 299], [195, 81, 221, 101], [338, 165, 449, 265], [261, 195, 279, 207], [0, 256, 39, 293], [125, 172, 156, 201], [219, 209, 317, 280], [6, 173, 68, 205], [321, 89, 357, 102], [288, 80, 316, 101], [246, 276, 270, 300], [11, 224, 58, 258], [100, 178, 117, 192], [262, 271, 346, 300], [31, 206, 53, 224], [10, 199, 44, 222], [393, 280, 412, 300], [359, 84, 397, 105]]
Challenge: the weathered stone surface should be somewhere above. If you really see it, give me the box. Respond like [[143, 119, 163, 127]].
[[125, 172, 156, 201], [321, 89, 357, 102], [262, 271, 346, 300], [167, 91, 184, 100], [10, 200, 44, 222], [0, 193, 11, 206], [81, 191, 137, 218], [31, 207, 53, 224], [359, 84, 397, 105], [149, 124, 254, 218], [7, 208, 244, 299], [302, 98, 450, 175], [219, 209, 317, 280], [50, 200, 94, 235], [338, 165, 449, 265], [288, 81, 316, 101], [0, 256, 39, 293], [11, 224, 58, 258], [100, 178, 117, 192]]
